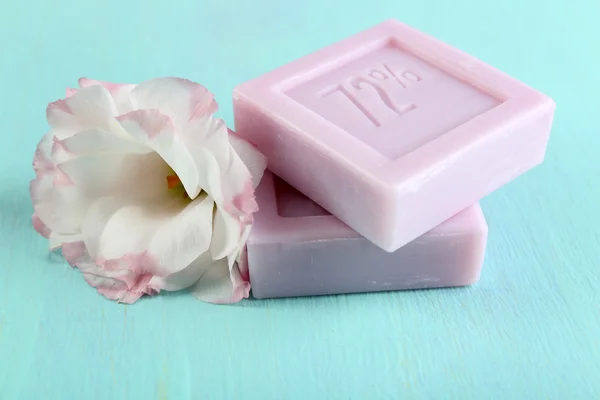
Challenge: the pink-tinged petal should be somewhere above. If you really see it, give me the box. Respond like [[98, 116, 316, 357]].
[[33, 132, 55, 176], [118, 109, 201, 199], [52, 165, 74, 186], [73, 248, 160, 304], [118, 273, 154, 303], [228, 131, 267, 188], [51, 135, 73, 164], [46, 85, 126, 140], [214, 160, 259, 229], [146, 287, 160, 296], [93, 253, 161, 301], [231, 179, 259, 216], [47, 98, 71, 114], [82, 271, 150, 304], [229, 264, 252, 303], [130, 77, 218, 129], [100, 252, 161, 276], [62, 241, 88, 266], [118, 109, 172, 139], [82, 271, 125, 294], [191, 259, 250, 304], [32, 213, 51, 238], [94, 280, 133, 302], [149, 251, 212, 292], [221, 156, 258, 217], [226, 223, 253, 271], [237, 245, 249, 282], [219, 147, 263, 219], [79, 77, 136, 114], [78, 77, 130, 93], [188, 84, 218, 121], [66, 87, 78, 97]]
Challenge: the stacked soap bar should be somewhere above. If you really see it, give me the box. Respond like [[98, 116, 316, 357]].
[[245, 172, 487, 299], [233, 19, 554, 298]]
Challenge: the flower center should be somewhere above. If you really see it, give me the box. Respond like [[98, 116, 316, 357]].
[[166, 174, 182, 189], [166, 173, 190, 200]]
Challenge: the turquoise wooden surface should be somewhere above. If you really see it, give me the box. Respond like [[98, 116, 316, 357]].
[[1, 0, 598, 398]]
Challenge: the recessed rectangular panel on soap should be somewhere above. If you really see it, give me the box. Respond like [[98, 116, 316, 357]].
[[244, 172, 488, 299], [285, 40, 499, 159], [234, 19, 555, 252]]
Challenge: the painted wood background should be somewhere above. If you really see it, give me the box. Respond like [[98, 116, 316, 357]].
[[1, 0, 598, 398]]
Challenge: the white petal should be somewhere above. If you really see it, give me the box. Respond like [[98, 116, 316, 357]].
[[184, 119, 249, 207], [191, 259, 250, 304], [57, 152, 170, 201], [149, 251, 212, 291], [210, 208, 241, 261], [94, 203, 165, 260], [78, 78, 136, 114], [92, 195, 214, 276], [49, 232, 82, 250], [181, 118, 260, 213], [57, 128, 151, 157], [180, 120, 263, 267], [236, 245, 249, 282], [147, 195, 214, 273], [81, 197, 124, 259], [228, 131, 267, 188], [130, 77, 218, 129], [117, 109, 202, 199], [46, 85, 128, 140]]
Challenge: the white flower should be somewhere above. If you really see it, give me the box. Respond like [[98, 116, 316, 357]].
[[30, 77, 266, 304]]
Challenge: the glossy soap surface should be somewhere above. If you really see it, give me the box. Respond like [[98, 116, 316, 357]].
[[247, 172, 488, 299], [234, 19, 555, 252]]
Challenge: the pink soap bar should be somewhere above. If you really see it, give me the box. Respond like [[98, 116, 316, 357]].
[[245, 172, 488, 299], [234, 19, 555, 252]]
